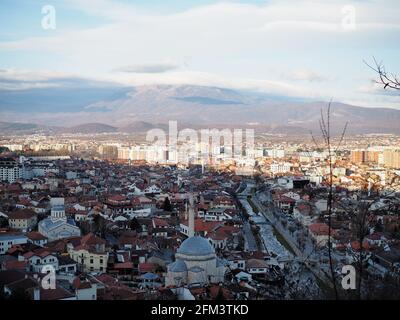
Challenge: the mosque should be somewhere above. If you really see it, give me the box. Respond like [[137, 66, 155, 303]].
[[165, 197, 226, 287]]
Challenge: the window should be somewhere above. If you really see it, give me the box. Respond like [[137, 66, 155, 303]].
[[99, 259, 103, 264], [90, 259, 94, 264]]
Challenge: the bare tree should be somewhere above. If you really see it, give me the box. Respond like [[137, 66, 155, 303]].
[[310, 101, 348, 299], [365, 57, 400, 91]]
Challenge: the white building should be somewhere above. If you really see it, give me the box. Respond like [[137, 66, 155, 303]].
[[144, 185, 162, 194], [165, 197, 226, 287], [38, 198, 81, 241], [0, 233, 28, 255], [198, 207, 232, 222], [25, 252, 59, 273], [265, 149, 285, 159], [3, 144, 23, 152], [0, 158, 23, 183], [270, 162, 292, 175]]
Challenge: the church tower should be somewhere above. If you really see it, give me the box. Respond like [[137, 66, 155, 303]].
[[50, 197, 67, 222]]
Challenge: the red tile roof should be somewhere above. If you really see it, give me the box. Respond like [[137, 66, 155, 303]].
[[26, 231, 47, 241], [113, 262, 133, 269], [309, 223, 336, 236], [72, 277, 92, 290], [3, 259, 27, 271], [181, 218, 221, 233], [152, 218, 169, 228], [8, 209, 36, 220], [81, 233, 106, 246], [350, 240, 370, 251], [138, 263, 157, 273]]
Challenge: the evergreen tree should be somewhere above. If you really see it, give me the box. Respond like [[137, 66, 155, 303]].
[[215, 286, 225, 300], [162, 197, 172, 212], [129, 217, 141, 232]]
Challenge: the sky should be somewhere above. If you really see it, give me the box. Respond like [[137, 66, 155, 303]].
[[0, 0, 400, 109]]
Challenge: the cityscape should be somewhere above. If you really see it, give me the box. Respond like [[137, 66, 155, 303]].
[[0, 0, 400, 305], [0, 128, 399, 300]]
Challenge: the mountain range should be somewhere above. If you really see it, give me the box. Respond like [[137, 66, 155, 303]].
[[0, 84, 400, 135]]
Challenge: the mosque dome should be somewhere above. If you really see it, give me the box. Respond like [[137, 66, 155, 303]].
[[177, 236, 214, 256], [168, 259, 187, 273]]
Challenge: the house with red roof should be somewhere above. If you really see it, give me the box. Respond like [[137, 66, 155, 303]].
[[8, 209, 37, 232], [72, 276, 97, 300], [26, 231, 48, 247], [309, 222, 337, 247], [67, 233, 108, 273], [207, 224, 241, 250], [180, 218, 222, 237], [273, 193, 296, 213], [24, 250, 59, 273], [213, 195, 236, 209], [152, 218, 172, 238], [2, 257, 29, 272], [138, 262, 158, 274], [293, 202, 314, 226]]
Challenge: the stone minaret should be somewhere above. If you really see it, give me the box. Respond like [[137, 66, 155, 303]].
[[188, 194, 195, 238]]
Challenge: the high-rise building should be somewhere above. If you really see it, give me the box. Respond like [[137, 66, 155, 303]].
[[98, 145, 118, 160], [366, 150, 380, 163], [117, 146, 130, 160], [351, 150, 365, 163], [351, 149, 380, 164], [384, 149, 400, 169], [0, 158, 23, 183], [129, 146, 148, 161]]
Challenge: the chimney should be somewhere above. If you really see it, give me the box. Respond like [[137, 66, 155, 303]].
[[188, 195, 195, 238]]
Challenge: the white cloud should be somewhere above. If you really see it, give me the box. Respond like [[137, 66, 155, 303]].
[[286, 69, 330, 82], [113, 62, 180, 74], [0, 0, 399, 107], [0, 66, 322, 102], [0, 69, 119, 90]]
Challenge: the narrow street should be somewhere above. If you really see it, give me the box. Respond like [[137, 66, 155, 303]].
[[236, 180, 331, 296], [252, 187, 334, 291]]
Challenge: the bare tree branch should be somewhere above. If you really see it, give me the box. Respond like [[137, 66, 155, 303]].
[[364, 57, 400, 91]]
